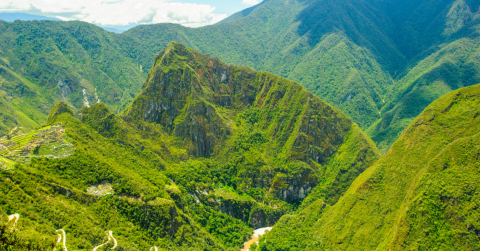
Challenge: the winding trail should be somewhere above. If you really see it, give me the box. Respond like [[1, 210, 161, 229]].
[[7, 214, 19, 227], [93, 231, 117, 251], [55, 229, 67, 251], [149, 247, 158, 251]]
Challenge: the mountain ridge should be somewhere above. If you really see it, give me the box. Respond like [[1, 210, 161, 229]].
[[0, 42, 380, 250], [2, 0, 480, 152]]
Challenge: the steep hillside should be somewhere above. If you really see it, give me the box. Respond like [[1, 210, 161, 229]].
[[0, 20, 147, 120], [2, 0, 480, 150], [0, 56, 51, 135], [119, 0, 398, 129], [261, 84, 480, 250], [1, 102, 228, 250], [123, 42, 380, 208], [369, 23, 480, 150], [119, 0, 480, 136], [0, 43, 379, 250]]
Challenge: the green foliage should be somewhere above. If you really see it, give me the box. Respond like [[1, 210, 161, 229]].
[[369, 36, 480, 151], [263, 84, 480, 250], [125, 42, 379, 211], [2, 0, 480, 152], [0, 214, 55, 251], [0, 42, 380, 250]]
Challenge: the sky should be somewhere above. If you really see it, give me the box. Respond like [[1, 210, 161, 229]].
[[0, 0, 262, 28]]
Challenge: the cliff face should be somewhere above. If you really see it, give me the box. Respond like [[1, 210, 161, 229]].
[[124, 42, 380, 207], [126, 42, 351, 160]]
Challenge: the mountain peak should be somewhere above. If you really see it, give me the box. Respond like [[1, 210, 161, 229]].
[[123, 43, 379, 208], [47, 101, 74, 124]]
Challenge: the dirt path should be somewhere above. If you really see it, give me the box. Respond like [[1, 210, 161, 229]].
[[149, 247, 158, 251], [241, 227, 272, 251], [55, 229, 67, 251], [93, 231, 117, 251]]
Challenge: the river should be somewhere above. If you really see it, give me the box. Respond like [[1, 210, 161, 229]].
[[241, 227, 273, 251]]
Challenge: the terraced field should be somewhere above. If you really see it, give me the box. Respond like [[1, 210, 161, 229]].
[[0, 125, 74, 169]]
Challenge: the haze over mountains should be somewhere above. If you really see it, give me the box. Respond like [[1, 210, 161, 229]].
[[0, 0, 480, 250]]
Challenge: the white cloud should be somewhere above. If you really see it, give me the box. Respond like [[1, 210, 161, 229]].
[[242, 0, 260, 5], [0, 0, 228, 27]]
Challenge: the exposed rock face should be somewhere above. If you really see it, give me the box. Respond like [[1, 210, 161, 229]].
[[189, 188, 283, 229], [173, 101, 228, 157], [58, 78, 72, 98], [275, 169, 314, 203], [124, 42, 380, 208], [126, 43, 352, 161], [249, 210, 281, 229]]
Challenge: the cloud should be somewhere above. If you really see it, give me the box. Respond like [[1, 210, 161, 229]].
[[0, 0, 228, 27], [242, 0, 260, 5]]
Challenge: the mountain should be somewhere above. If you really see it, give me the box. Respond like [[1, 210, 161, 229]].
[[260, 84, 480, 250], [0, 20, 149, 135], [1, 0, 480, 152], [118, 0, 480, 151], [0, 43, 379, 250], [367, 19, 480, 149]]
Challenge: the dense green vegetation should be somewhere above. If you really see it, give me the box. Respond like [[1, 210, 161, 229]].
[[260, 84, 480, 250], [1, 0, 480, 249], [368, 31, 480, 150], [2, 0, 480, 149], [0, 43, 379, 250], [0, 20, 147, 135]]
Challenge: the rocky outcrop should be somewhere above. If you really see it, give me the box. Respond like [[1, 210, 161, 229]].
[[58, 78, 73, 99], [188, 188, 284, 229], [123, 42, 379, 207], [273, 169, 314, 203], [173, 101, 229, 157]]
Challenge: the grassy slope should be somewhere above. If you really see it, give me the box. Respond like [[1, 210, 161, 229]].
[[262, 84, 480, 250], [0, 102, 231, 250], [0, 56, 51, 134]]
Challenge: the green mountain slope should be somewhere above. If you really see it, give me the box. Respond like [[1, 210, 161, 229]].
[[0, 20, 147, 117], [2, 0, 480, 150], [0, 56, 51, 134], [261, 84, 480, 250], [1, 102, 228, 250], [119, 0, 399, 129], [0, 43, 379, 250], [368, 23, 480, 150], [123, 42, 380, 207]]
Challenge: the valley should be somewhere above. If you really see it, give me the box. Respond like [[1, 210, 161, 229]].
[[0, 0, 479, 250]]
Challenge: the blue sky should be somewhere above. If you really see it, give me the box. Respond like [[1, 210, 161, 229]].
[[0, 0, 262, 27], [181, 0, 257, 16]]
